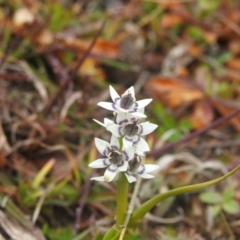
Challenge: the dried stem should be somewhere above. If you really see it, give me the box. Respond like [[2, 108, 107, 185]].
[[148, 107, 240, 158], [43, 20, 106, 116]]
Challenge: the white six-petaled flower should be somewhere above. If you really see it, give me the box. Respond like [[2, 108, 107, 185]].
[[89, 85, 159, 183], [124, 154, 159, 183], [107, 112, 158, 151], [89, 135, 135, 182], [98, 86, 152, 118]]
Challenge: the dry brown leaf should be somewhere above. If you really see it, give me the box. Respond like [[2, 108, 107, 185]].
[[0, 185, 17, 196], [79, 58, 105, 78], [190, 100, 214, 130], [146, 77, 203, 108], [158, 1, 182, 10], [226, 58, 240, 72], [188, 44, 202, 57], [0, 209, 46, 240], [228, 40, 240, 55], [65, 38, 120, 59], [213, 100, 240, 132], [203, 30, 217, 44], [161, 13, 185, 28], [0, 150, 5, 169], [175, 66, 189, 78]]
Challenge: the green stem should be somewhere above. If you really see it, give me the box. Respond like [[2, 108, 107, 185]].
[[129, 165, 240, 226], [116, 172, 128, 225]]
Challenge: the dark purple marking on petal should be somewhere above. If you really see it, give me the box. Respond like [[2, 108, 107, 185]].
[[119, 119, 128, 125], [122, 150, 129, 161], [130, 117, 136, 122], [128, 109, 138, 113], [108, 165, 117, 172], [114, 97, 121, 104], [133, 135, 140, 144], [112, 103, 117, 110], [138, 125, 143, 135], [134, 102, 138, 108], [103, 149, 107, 157], [110, 145, 118, 150], [103, 158, 109, 166], [125, 136, 133, 142], [118, 127, 124, 136], [117, 160, 124, 168], [126, 171, 136, 177], [137, 164, 145, 175]]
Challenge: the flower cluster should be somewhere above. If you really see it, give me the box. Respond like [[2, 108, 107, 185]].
[[89, 86, 159, 183]]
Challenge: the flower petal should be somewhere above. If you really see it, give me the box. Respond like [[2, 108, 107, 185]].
[[122, 146, 135, 161], [133, 136, 150, 151], [134, 99, 152, 109], [110, 135, 119, 150], [93, 118, 114, 128], [90, 176, 105, 181], [94, 138, 109, 156], [93, 119, 106, 127], [109, 85, 121, 104], [135, 148, 145, 156], [128, 111, 146, 118], [88, 158, 110, 168], [108, 125, 124, 137], [123, 86, 135, 98], [123, 136, 134, 148], [139, 173, 154, 179], [117, 160, 128, 172], [98, 102, 117, 111], [138, 122, 158, 136], [137, 164, 158, 179], [125, 172, 137, 183], [144, 164, 159, 173], [104, 165, 119, 182], [115, 112, 129, 125]]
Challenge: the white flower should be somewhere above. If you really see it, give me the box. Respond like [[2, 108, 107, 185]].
[[124, 154, 159, 183], [89, 135, 135, 182], [98, 86, 152, 117], [107, 113, 158, 151], [93, 118, 114, 128]]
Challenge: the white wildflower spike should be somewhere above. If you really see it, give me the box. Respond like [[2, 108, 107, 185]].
[[91, 85, 158, 183], [89, 135, 135, 182], [107, 113, 158, 151], [98, 86, 152, 117], [124, 154, 159, 183]]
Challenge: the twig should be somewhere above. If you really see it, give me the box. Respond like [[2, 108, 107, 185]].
[[43, 20, 106, 116], [73, 170, 93, 236], [141, 0, 199, 3], [220, 211, 235, 240], [148, 107, 240, 158], [0, 36, 22, 70], [119, 177, 142, 240]]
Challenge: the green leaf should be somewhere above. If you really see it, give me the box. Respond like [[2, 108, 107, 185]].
[[199, 191, 223, 204], [128, 165, 240, 227], [209, 205, 221, 218], [223, 188, 235, 201], [103, 228, 120, 240], [223, 200, 239, 215]]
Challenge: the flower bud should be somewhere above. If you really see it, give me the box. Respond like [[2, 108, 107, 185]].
[[124, 122, 139, 136], [108, 150, 122, 165], [120, 93, 134, 109], [129, 154, 142, 172]]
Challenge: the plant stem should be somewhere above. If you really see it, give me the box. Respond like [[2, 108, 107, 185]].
[[116, 172, 128, 225], [220, 211, 235, 240]]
